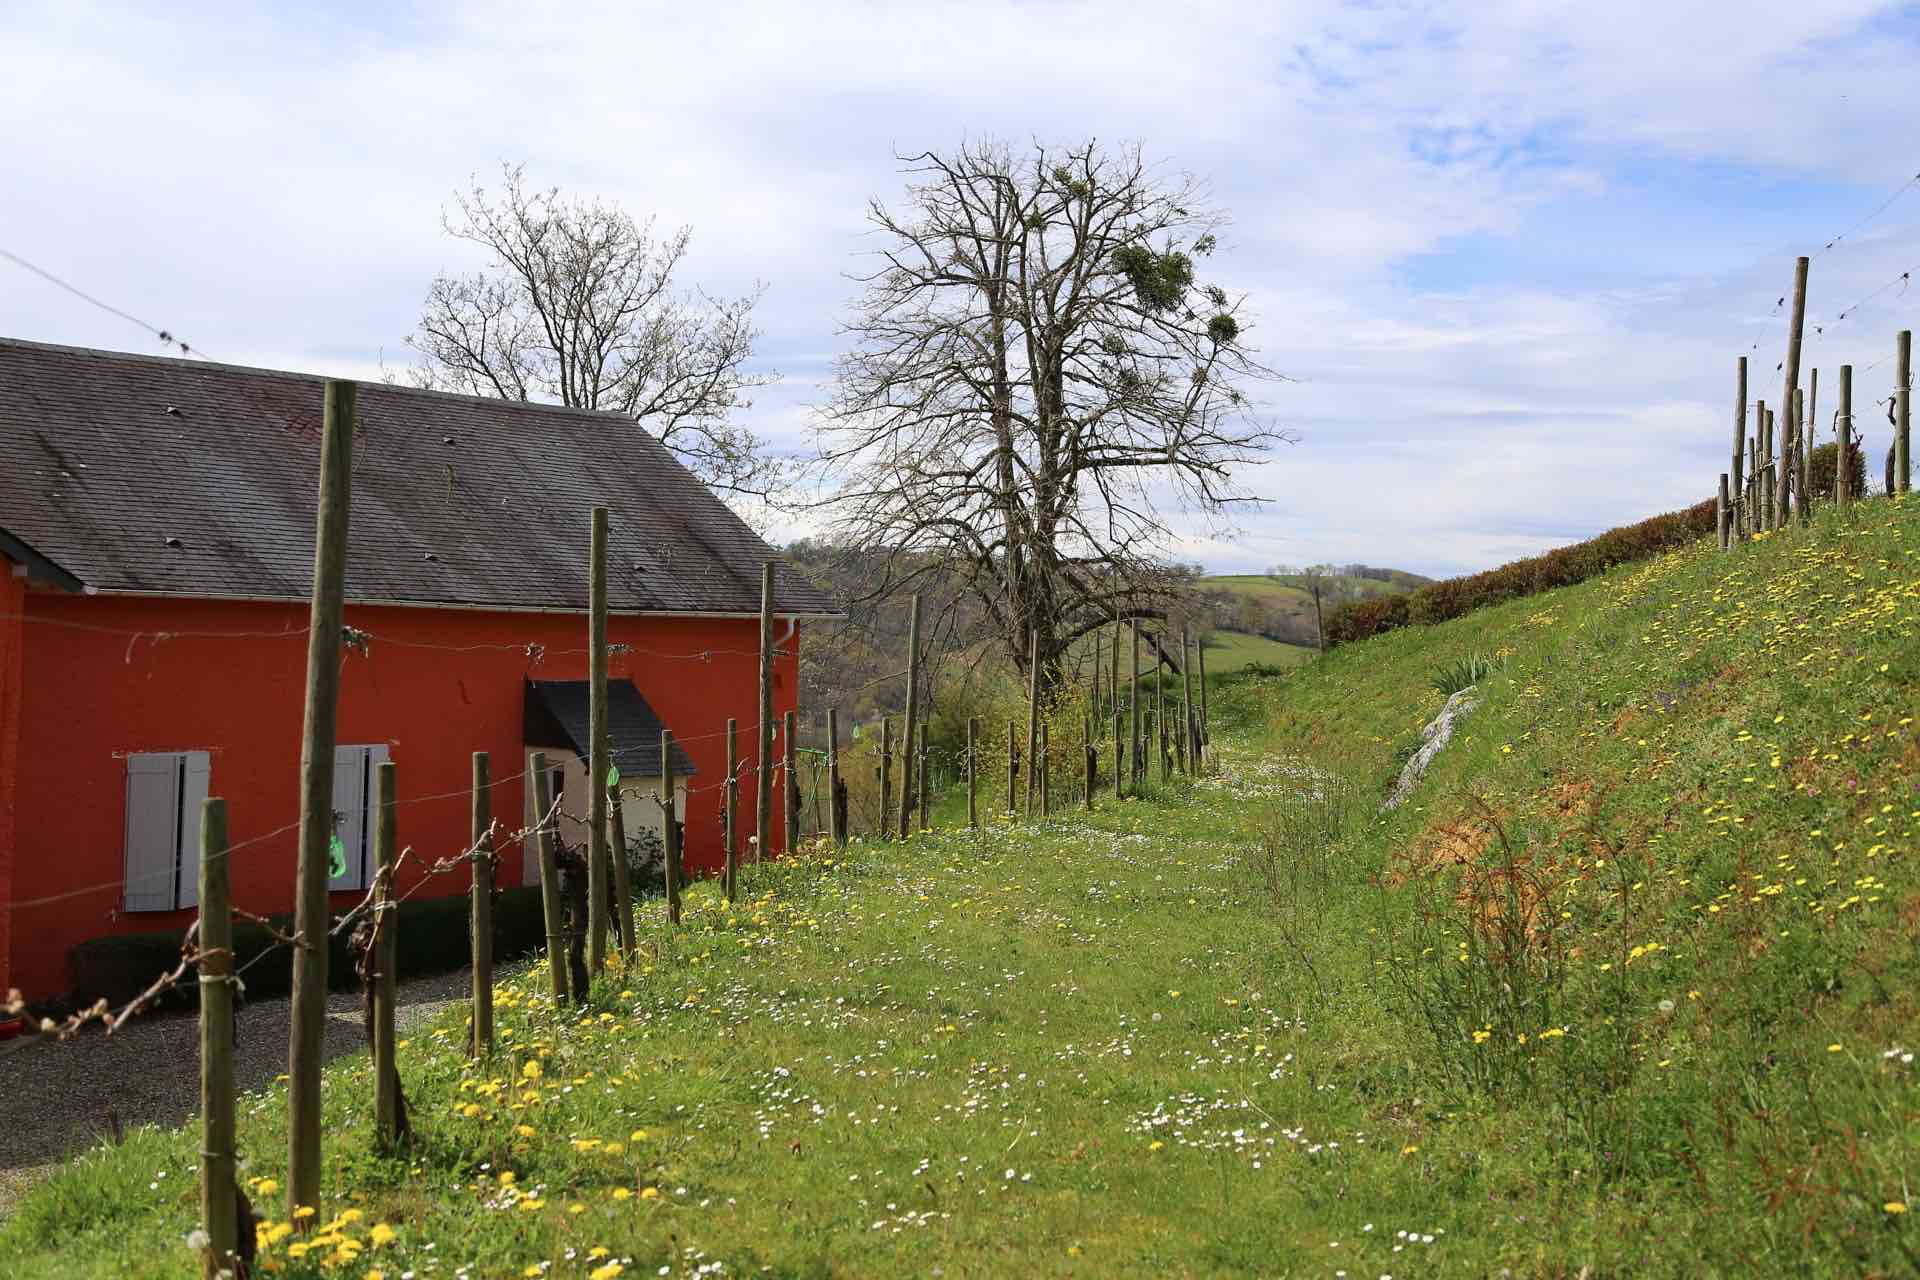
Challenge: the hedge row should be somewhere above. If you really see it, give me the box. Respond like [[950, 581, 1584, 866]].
[[1324, 497, 1720, 647], [65, 885, 549, 1011]]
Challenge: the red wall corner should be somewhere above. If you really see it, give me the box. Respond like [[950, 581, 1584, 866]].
[[0, 565, 24, 997]]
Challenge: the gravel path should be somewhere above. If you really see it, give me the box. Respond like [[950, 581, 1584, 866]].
[[0, 967, 474, 1217]]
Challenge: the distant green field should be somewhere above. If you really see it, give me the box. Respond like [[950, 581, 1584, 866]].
[[1202, 628, 1314, 671], [1205, 571, 1427, 607]]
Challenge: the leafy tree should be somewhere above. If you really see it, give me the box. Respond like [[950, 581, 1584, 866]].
[[407, 164, 778, 495], [818, 139, 1284, 693]]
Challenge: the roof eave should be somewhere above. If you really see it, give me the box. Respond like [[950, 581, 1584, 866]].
[[0, 526, 85, 593]]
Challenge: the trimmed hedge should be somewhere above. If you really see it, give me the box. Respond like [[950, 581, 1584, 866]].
[[66, 886, 548, 1010], [1324, 498, 1718, 647]]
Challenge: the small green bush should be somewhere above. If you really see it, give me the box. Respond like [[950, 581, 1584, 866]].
[[1807, 440, 1868, 500]]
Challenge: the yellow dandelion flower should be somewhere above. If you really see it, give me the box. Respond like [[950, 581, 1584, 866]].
[[640, 1186, 660, 1199]]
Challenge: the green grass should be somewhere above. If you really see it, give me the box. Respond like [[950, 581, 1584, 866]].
[[1199, 629, 1314, 672], [8, 501, 1920, 1277]]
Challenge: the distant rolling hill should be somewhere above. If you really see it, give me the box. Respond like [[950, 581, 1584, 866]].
[[1201, 567, 1431, 662]]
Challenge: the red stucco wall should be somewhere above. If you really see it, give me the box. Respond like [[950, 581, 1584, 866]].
[[4, 592, 799, 998], [0, 566, 23, 998]]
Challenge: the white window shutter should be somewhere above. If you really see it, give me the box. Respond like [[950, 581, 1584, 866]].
[[124, 755, 180, 912], [176, 752, 211, 909], [330, 746, 368, 892]]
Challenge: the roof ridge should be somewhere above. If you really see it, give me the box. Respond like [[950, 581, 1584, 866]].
[[0, 335, 641, 425]]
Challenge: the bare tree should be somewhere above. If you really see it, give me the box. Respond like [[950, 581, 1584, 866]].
[[818, 139, 1285, 695], [407, 164, 778, 495], [1271, 563, 1361, 654]]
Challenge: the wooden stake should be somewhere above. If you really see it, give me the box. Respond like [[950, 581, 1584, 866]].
[[197, 796, 236, 1280], [1899, 329, 1912, 494], [965, 716, 978, 828], [724, 718, 739, 898], [608, 775, 634, 956], [827, 710, 845, 847], [531, 752, 568, 1002], [1731, 356, 1747, 543], [469, 753, 494, 1058], [1839, 365, 1853, 508], [372, 761, 399, 1146], [1155, 647, 1168, 782], [1762, 406, 1775, 530], [1129, 618, 1141, 787], [1717, 474, 1730, 549], [784, 709, 799, 854], [1181, 627, 1196, 774], [288, 378, 353, 1222], [1195, 633, 1209, 773], [1780, 255, 1809, 525], [1005, 718, 1017, 815], [661, 731, 681, 925], [918, 722, 930, 832], [880, 717, 894, 835], [1025, 627, 1040, 816], [1083, 722, 1095, 813], [899, 595, 922, 838], [756, 563, 774, 867], [1039, 720, 1050, 816], [1803, 370, 1817, 523], [587, 507, 610, 973]]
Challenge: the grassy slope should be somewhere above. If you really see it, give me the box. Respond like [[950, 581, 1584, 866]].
[[7, 502, 1919, 1277]]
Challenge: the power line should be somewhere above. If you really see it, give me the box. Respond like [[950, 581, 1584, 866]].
[[0, 247, 205, 359]]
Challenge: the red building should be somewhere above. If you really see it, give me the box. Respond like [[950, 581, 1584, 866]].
[[0, 338, 835, 1000]]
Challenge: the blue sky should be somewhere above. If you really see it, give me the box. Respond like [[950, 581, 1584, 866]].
[[3, 0, 1917, 577]]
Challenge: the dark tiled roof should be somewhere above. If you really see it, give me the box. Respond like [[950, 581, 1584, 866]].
[[0, 338, 836, 616], [524, 680, 698, 778]]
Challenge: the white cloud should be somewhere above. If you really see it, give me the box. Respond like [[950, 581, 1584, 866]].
[[2, 0, 1915, 576]]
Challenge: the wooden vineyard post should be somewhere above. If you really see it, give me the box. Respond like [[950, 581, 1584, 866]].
[[1731, 356, 1747, 544], [1747, 434, 1758, 534], [1129, 618, 1141, 788], [587, 506, 610, 974], [1839, 365, 1854, 508], [827, 710, 845, 847], [966, 716, 978, 827], [531, 752, 569, 1002], [1899, 329, 1912, 494], [1181, 626, 1196, 774], [608, 775, 634, 956], [724, 718, 739, 898], [1083, 721, 1095, 813], [918, 722, 930, 832], [756, 563, 775, 868], [1780, 255, 1809, 530], [1111, 611, 1123, 796], [899, 594, 922, 838], [784, 710, 799, 854], [1005, 718, 1017, 816], [1038, 720, 1050, 816], [661, 731, 682, 925], [879, 718, 894, 836], [469, 753, 494, 1058], [1717, 475, 1730, 549], [197, 796, 236, 1280], [372, 761, 400, 1147], [1196, 634, 1210, 773], [1763, 405, 1775, 530], [1155, 649, 1169, 782], [1025, 627, 1040, 816], [1802, 370, 1817, 524], [288, 377, 352, 1223]]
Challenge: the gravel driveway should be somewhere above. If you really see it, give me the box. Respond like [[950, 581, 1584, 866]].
[[0, 967, 475, 1217]]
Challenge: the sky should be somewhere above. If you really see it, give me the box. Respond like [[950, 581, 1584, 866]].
[[3, 1, 1917, 578]]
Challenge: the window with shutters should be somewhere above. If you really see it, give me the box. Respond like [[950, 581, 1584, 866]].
[[123, 751, 210, 912], [330, 744, 391, 892]]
